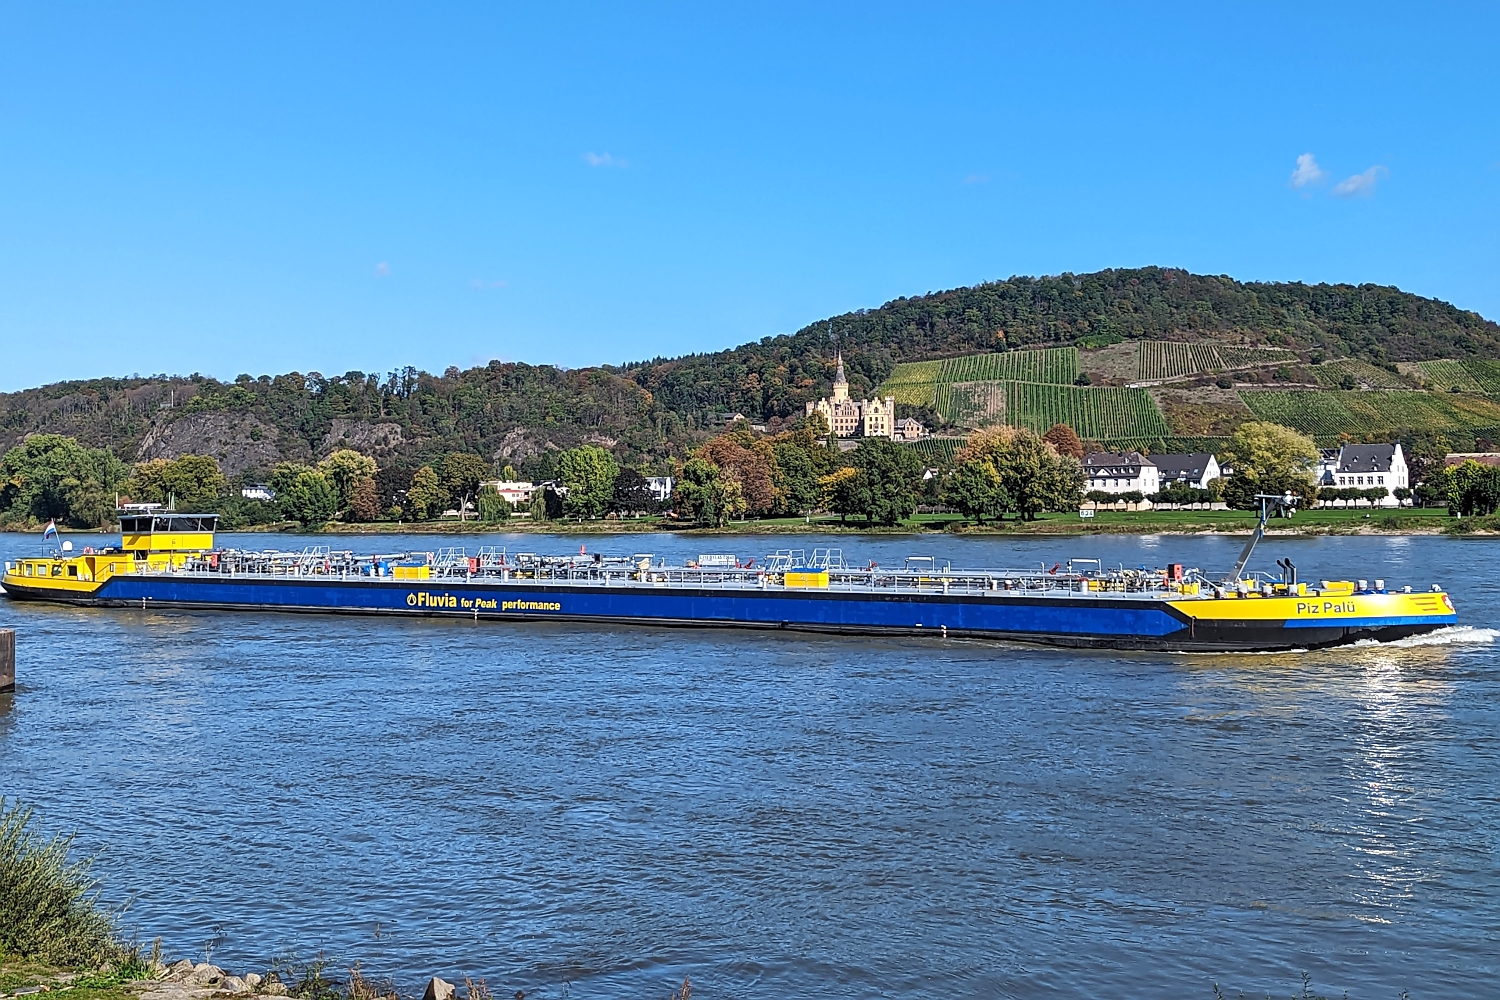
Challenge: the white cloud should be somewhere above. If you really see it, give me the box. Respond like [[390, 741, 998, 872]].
[[583, 151, 627, 168], [374, 262, 391, 277], [1290, 153, 1326, 188], [1332, 165, 1388, 197]]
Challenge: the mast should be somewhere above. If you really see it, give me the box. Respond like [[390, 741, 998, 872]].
[[1227, 492, 1299, 584]]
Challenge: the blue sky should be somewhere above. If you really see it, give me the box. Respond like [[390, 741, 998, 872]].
[[1, 2, 1496, 392]]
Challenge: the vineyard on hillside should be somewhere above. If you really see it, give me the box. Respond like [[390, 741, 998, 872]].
[[923, 380, 1169, 439], [1461, 360, 1500, 394], [1003, 383, 1169, 440], [1310, 359, 1410, 390], [879, 348, 1078, 406], [932, 382, 1006, 427], [1217, 346, 1299, 368], [880, 359, 942, 386], [885, 381, 942, 407], [1133, 342, 1303, 381], [936, 348, 1079, 385], [1416, 360, 1485, 392], [1239, 389, 1500, 437], [1136, 342, 1224, 381]]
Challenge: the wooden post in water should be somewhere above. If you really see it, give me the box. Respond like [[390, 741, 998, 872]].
[[0, 629, 13, 693]]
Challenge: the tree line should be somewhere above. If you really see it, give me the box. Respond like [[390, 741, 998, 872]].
[[2, 418, 1490, 532]]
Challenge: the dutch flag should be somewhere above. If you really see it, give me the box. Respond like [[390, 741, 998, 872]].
[[43, 520, 58, 541]]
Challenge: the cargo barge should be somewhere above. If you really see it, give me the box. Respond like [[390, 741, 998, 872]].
[[0, 506, 1457, 652]]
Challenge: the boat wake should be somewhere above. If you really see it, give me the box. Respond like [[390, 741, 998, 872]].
[[1355, 625, 1499, 648]]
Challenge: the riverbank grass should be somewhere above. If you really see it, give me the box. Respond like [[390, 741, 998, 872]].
[[0, 799, 132, 970]]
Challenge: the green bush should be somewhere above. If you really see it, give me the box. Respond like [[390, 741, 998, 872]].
[[0, 799, 121, 967]]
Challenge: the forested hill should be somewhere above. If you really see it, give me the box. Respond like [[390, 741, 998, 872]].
[[619, 267, 1500, 419], [3, 266, 1498, 479]]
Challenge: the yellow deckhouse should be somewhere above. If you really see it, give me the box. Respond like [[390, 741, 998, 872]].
[[2, 512, 219, 597]]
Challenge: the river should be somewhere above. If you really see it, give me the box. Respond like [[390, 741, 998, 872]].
[[1, 531, 1496, 998]]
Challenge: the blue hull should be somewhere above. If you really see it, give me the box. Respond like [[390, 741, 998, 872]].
[[0, 573, 1443, 651]]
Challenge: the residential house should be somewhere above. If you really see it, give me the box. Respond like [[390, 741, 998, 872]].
[[1327, 443, 1408, 505], [480, 480, 538, 505], [646, 476, 675, 502], [1444, 452, 1500, 468], [1082, 452, 1160, 496], [893, 417, 928, 441], [1150, 453, 1221, 490], [1315, 448, 1342, 486]]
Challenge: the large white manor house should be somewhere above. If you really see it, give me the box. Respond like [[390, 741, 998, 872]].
[[807, 353, 897, 439]]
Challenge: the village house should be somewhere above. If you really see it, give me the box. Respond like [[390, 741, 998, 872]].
[[480, 480, 538, 505], [1149, 453, 1221, 490], [646, 476, 675, 502], [1325, 443, 1408, 505], [1316, 448, 1342, 486], [893, 417, 928, 441], [1444, 452, 1500, 468], [1082, 451, 1160, 496]]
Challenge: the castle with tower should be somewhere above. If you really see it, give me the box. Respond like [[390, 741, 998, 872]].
[[806, 353, 897, 439]]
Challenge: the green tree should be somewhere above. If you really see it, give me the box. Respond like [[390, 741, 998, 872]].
[[319, 449, 378, 511], [406, 465, 445, 520], [269, 462, 314, 501], [609, 469, 655, 515], [673, 457, 744, 527], [439, 453, 490, 512], [557, 445, 619, 519], [848, 438, 923, 526], [1414, 465, 1453, 508], [950, 426, 1081, 521], [1151, 482, 1211, 506], [821, 466, 863, 524], [1447, 459, 1500, 516], [281, 470, 337, 526], [129, 455, 226, 511], [772, 441, 824, 516], [529, 485, 563, 520], [0, 434, 127, 528], [1220, 421, 1319, 510], [944, 446, 1009, 523], [1003, 429, 1083, 520], [476, 484, 508, 522]]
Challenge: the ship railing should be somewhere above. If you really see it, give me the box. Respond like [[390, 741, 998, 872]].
[[807, 548, 845, 570], [295, 546, 332, 572], [763, 549, 806, 572], [475, 546, 508, 570], [139, 548, 1194, 596]]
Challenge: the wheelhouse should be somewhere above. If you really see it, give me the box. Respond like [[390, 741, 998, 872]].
[[119, 513, 219, 554]]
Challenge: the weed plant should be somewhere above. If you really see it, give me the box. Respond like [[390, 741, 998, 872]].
[[0, 798, 125, 968]]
